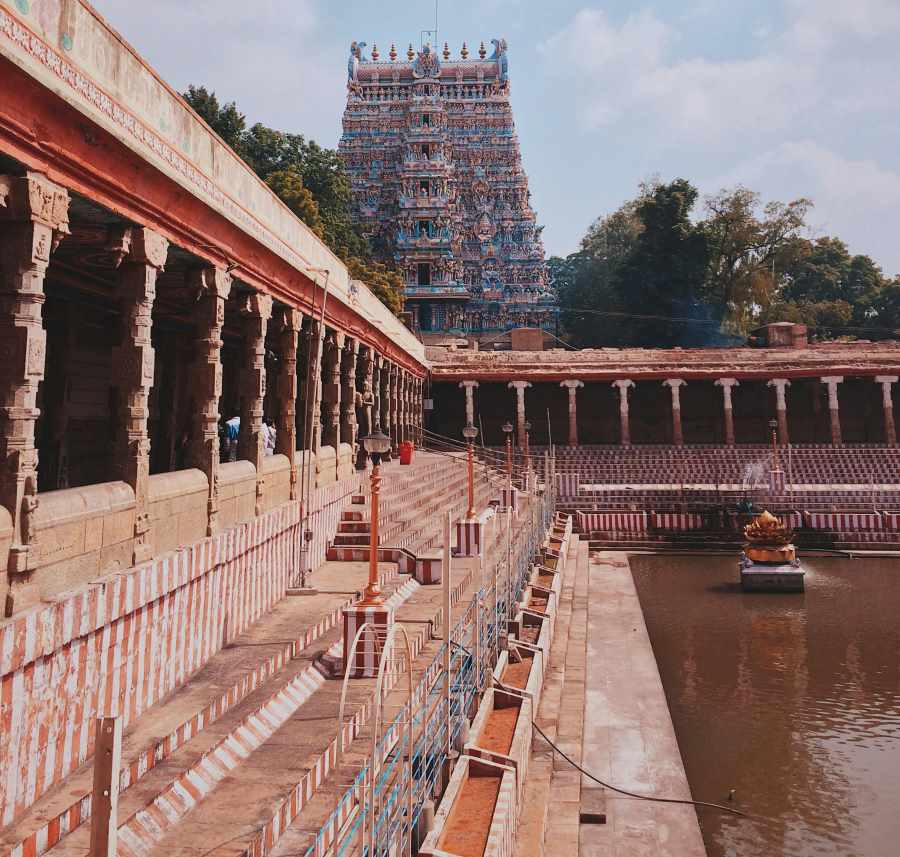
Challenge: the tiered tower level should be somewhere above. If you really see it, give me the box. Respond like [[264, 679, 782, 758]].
[[340, 40, 555, 339]]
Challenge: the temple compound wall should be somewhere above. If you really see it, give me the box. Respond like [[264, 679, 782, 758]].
[[0, 1, 426, 823]]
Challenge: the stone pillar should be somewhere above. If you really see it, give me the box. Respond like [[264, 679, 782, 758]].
[[662, 379, 686, 446], [0, 173, 70, 614], [305, 319, 324, 454], [875, 376, 898, 446], [459, 380, 479, 428], [390, 364, 400, 451], [715, 378, 739, 446], [274, 307, 301, 499], [398, 370, 407, 444], [357, 348, 375, 470], [321, 330, 342, 454], [111, 227, 169, 565], [413, 377, 423, 445], [767, 378, 791, 445], [237, 293, 272, 516], [380, 359, 392, 459], [560, 380, 583, 447], [821, 376, 844, 445], [507, 381, 532, 448], [372, 355, 382, 428], [340, 337, 359, 463], [612, 380, 635, 446], [186, 266, 232, 536]]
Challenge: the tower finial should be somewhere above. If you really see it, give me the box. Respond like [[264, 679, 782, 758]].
[[371, 43, 379, 61], [479, 41, 487, 59], [461, 42, 469, 59], [389, 42, 397, 61], [443, 42, 450, 61], [407, 43, 415, 61]]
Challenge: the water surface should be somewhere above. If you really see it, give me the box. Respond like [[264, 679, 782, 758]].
[[631, 554, 900, 857]]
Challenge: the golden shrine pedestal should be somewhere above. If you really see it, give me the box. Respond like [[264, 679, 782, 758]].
[[740, 511, 805, 593]]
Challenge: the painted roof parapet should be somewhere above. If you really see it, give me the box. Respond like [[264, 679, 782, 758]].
[[347, 38, 509, 84]]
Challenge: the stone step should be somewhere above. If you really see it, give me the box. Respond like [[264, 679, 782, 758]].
[[44, 572, 422, 857], [135, 530, 487, 857], [514, 536, 588, 857], [4, 562, 407, 857]]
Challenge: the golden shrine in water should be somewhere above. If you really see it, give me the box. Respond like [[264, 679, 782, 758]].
[[744, 510, 797, 564]]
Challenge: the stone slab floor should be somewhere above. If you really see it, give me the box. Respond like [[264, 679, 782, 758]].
[[516, 547, 707, 857]]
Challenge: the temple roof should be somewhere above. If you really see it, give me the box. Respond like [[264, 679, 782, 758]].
[[428, 341, 900, 381]]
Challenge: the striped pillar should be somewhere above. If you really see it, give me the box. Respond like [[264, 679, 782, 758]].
[[343, 604, 395, 678], [455, 519, 483, 557]]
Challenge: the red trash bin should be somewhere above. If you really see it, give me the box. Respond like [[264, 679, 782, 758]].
[[399, 441, 414, 465]]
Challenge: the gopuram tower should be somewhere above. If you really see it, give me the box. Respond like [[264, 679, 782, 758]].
[[339, 39, 555, 341]]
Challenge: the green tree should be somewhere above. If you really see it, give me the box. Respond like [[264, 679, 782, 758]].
[[183, 86, 246, 152], [702, 188, 810, 335], [265, 169, 324, 237], [182, 86, 404, 314], [612, 179, 711, 346]]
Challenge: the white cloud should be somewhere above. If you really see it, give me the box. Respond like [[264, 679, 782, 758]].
[[90, 0, 343, 139], [539, 2, 900, 270]]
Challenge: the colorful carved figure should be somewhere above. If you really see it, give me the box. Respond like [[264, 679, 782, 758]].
[[339, 38, 553, 337]]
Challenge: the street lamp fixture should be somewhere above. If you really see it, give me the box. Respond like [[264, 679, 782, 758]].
[[359, 426, 392, 606], [463, 424, 478, 519], [502, 421, 514, 486]]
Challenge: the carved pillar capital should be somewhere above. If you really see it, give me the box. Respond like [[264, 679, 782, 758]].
[[561, 381, 582, 446]]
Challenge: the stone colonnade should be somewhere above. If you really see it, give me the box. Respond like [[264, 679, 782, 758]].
[[454, 373, 900, 447], [0, 172, 424, 614]]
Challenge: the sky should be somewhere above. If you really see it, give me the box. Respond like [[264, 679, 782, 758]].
[[90, 0, 900, 275]]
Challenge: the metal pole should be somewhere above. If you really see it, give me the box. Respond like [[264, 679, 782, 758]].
[[89, 717, 122, 857], [443, 511, 451, 755]]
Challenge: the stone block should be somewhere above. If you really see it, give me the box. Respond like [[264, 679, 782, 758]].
[[102, 508, 136, 547]]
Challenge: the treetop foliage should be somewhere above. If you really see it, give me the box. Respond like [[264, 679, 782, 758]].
[[183, 85, 403, 314], [552, 178, 899, 348]]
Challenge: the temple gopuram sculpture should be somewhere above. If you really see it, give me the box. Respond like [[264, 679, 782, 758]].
[[740, 510, 805, 592], [339, 39, 556, 340]]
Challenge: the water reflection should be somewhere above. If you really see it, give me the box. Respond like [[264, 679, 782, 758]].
[[631, 555, 900, 857]]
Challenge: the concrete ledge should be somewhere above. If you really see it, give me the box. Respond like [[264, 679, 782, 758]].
[[149, 469, 208, 555], [262, 453, 291, 511], [219, 460, 257, 528]]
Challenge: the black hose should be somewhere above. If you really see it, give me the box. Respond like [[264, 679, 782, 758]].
[[494, 680, 749, 818]]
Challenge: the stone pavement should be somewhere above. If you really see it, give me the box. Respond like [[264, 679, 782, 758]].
[[580, 551, 707, 857], [515, 546, 707, 857]]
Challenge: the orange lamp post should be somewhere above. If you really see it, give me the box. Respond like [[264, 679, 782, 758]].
[[502, 421, 514, 488], [523, 420, 531, 472], [359, 427, 392, 606], [769, 418, 780, 470], [463, 424, 478, 519]]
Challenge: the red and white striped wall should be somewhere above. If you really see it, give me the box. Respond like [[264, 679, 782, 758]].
[[342, 605, 395, 678], [0, 472, 360, 828], [576, 511, 648, 534], [651, 512, 707, 531], [455, 520, 483, 557], [555, 473, 580, 498], [803, 511, 883, 531]]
